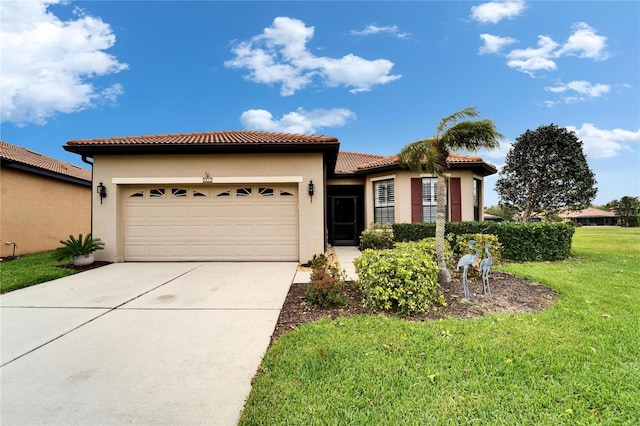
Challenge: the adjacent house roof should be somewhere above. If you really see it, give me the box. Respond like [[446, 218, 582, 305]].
[[1, 140, 91, 185], [344, 153, 497, 176], [560, 207, 617, 219]]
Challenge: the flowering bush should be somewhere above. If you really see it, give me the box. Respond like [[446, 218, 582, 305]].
[[306, 254, 348, 308]]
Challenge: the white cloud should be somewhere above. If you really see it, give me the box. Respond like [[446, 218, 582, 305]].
[[240, 107, 356, 134], [225, 17, 401, 96], [554, 22, 608, 60], [350, 24, 410, 39], [479, 34, 518, 54], [566, 123, 640, 159], [470, 0, 526, 24], [0, 0, 128, 125], [506, 35, 558, 74], [483, 22, 609, 76], [545, 80, 610, 103]]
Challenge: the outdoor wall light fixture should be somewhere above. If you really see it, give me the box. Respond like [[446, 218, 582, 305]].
[[97, 182, 107, 204], [308, 180, 315, 202]]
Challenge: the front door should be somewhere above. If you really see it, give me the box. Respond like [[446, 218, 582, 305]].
[[331, 196, 358, 245]]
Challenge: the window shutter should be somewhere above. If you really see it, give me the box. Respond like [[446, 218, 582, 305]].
[[411, 178, 423, 222], [450, 177, 462, 222]]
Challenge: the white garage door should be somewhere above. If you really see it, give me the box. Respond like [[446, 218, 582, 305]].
[[123, 185, 298, 261]]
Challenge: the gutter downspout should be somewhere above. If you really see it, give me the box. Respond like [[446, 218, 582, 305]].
[[81, 156, 94, 235]]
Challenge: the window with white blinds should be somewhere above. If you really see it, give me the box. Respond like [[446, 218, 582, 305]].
[[373, 179, 395, 224]]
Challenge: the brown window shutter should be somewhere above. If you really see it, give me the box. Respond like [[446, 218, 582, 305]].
[[411, 178, 423, 222], [450, 177, 462, 222]]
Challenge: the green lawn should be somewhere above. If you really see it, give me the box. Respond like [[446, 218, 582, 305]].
[[0, 250, 76, 293], [240, 227, 640, 425]]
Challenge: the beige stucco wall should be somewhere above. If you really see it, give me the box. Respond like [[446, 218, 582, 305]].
[[363, 169, 485, 225], [92, 153, 325, 263], [0, 167, 91, 257]]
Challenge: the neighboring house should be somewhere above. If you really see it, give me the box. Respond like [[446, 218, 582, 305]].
[[560, 207, 619, 226], [483, 213, 504, 222], [63, 131, 496, 263], [0, 141, 92, 257]]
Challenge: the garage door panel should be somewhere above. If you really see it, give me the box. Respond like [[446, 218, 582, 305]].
[[168, 225, 189, 237], [126, 206, 146, 218], [191, 225, 211, 237], [191, 205, 211, 218], [234, 225, 256, 237], [255, 225, 277, 236], [278, 224, 298, 237], [146, 245, 167, 257], [168, 206, 189, 218], [147, 225, 168, 237], [125, 245, 146, 258], [148, 206, 168, 218], [124, 185, 298, 261], [167, 245, 189, 257], [125, 225, 146, 238]]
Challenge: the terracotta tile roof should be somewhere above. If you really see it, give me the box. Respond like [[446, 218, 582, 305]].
[[356, 154, 399, 171], [354, 153, 497, 174], [1, 140, 91, 182], [335, 151, 387, 174], [66, 130, 339, 146], [561, 207, 617, 218]]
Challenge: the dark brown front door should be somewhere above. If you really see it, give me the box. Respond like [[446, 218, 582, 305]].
[[331, 196, 358, 245]]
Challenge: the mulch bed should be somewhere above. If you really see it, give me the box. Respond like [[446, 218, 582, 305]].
[[272, 271, 558, 344], [57, 261, 112, 272]]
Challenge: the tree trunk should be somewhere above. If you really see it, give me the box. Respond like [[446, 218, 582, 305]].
[[436, 175, 451, 283]]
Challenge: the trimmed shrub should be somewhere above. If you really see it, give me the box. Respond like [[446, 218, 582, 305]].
[[306, 254, 347, 308], [354, 242, 445, 314], [361, 223, 394, 250], [392, 221, 574, 261], [396, 237, 454, 270], [455, 234, 503, 265]]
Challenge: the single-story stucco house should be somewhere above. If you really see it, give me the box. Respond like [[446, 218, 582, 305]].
[[560, 207, 619, 226], [0, 141, 92, 257], [63, 131, 496, 263]]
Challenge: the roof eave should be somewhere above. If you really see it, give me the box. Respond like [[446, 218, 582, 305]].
[[448, 161, 497, 176], [63, 142, 340, 157], [1, 159, 91, 186]]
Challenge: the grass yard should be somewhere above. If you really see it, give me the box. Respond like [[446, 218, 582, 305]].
[[240, 227, 640, 425], [0, 250, 76, 293]]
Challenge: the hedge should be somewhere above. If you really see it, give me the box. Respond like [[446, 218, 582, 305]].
[[391, 221, 575, 261]]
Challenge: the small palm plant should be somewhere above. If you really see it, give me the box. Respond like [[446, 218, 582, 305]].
[[53, 234, 105, 266]]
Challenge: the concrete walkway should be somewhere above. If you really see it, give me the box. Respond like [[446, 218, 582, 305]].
[[292, 246, 361, 284], [1, 262, 297, 426]]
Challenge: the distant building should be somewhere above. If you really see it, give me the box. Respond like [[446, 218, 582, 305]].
[[483, 213, 504, 222], [560, 207, 619, 226]]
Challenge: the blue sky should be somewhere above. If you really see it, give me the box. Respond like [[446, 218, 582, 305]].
[[1, 0, 638, 206]]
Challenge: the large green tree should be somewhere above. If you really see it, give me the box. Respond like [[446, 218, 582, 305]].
[[608, 196, 640, 227], [496, 124, 597, 222], [398, 107, 502, 283]]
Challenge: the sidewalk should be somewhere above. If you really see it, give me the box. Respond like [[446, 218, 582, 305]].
[[292, 246, 361, 284]]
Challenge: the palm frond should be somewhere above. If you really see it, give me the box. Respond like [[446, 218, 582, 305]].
[[435, 106, 480, 139], [398, 138, 449, 175], [442, 120, 503, 151]]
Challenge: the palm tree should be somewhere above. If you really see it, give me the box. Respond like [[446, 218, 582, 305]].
[[398, 107, 502, 283]]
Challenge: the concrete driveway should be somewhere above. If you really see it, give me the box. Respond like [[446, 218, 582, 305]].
[[1, 262, 297, 425]]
